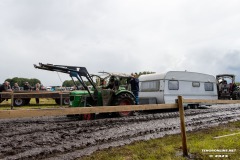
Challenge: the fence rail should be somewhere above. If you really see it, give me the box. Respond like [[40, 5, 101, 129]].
[[182, 99, 240, 104], [0, 103, 178, 119]]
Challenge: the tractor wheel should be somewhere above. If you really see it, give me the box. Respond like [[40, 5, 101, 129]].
[[63, 98, 70, 105], [82, 114, 95, 120], [55, 98, 70, 105], [55, 99, 60, 105], [113, 93, 135, 117], [232, 92, 240, 100], [13, 98, 25, 106]]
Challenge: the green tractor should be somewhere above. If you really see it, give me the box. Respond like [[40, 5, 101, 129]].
[[34, 63, 136, 119], [216, 74, 240, 100]]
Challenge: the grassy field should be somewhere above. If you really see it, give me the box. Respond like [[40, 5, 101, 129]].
[[80, 121, 240, 160], [0, 98, 66, 110]]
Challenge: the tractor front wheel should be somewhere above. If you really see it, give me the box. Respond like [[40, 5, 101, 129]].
[[113, 93, 135, 117], [82, 114, 95, 120], [55, 98, 70, 105]]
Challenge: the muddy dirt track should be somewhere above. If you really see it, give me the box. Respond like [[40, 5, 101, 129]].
[[0, 104, 240, 160]]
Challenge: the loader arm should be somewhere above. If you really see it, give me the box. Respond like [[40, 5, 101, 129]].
[[34, 63, 98, 100]]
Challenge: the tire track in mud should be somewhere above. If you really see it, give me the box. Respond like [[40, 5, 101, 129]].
[[0, 105, 240, 160]]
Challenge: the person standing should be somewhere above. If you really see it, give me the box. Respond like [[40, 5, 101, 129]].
[[103, 76, 115, 90], [34, 83, 41, 104], [23, 82, 31, 105], [0, 81, 12, 102], [130, 74, 139, 105]]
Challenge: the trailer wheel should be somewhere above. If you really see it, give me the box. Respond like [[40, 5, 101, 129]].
[[113, 93, 135, 117], [13, 98, 25, 106]]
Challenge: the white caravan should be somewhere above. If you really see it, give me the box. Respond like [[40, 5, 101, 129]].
[[139, 71, 218, 107]]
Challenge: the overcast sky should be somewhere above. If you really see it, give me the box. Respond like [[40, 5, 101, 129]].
[[1, 0, 240, 86]]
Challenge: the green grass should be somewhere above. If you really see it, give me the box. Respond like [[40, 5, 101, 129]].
[[80, 121, 240, 160], [0, 98, 67, 110]]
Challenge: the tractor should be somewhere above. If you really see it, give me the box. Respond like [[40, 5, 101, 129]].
[[34, 63, 136, 119], [216, 74, 240, 100]]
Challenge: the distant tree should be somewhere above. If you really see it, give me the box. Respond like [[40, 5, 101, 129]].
[[4, 77, 41, 87], [85, 81, 93, 86], [62, 80, 72, 87], [62, 80, 81, 87], [133, 71, 156, 78], [30, 78, 41, 86]]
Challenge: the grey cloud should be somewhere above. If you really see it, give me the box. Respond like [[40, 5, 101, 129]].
[[1, 0, 240, 85]]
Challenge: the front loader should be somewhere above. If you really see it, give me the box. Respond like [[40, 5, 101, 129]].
[[34, 63, 136, 119]]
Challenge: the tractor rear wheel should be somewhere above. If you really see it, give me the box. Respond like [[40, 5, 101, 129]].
[[232, 92, 240, 100], [113, 93, 135, 117]]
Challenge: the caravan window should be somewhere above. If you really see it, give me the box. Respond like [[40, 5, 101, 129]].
[[141, 80, 160, 92], [192, 82, 200, 87], [204, 82, 214, 91], [168, 80, 179, 90]]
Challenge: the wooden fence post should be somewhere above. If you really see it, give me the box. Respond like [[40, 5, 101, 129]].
[[60, 91, 63, 107], [11, 92, 14, 110], [178, 96, 188, 157]]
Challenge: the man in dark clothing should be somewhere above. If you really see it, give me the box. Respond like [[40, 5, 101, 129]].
[[130, 74, 139, 105], [23, 82, 31, 104], [103, 77, 115, 89], [0, 81, 12, 92], [0, 81, 12, 102], [102, 76, 120, 90], [23, 82, 31, 91]]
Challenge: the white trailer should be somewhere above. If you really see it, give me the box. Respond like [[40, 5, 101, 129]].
[[139, 71, 218, 108]]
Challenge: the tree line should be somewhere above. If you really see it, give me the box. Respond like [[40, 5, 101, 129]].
[[135, 71, 156, 77], [4, 71, 155, 87], [5, 77, 41, 87], [62, 71, 155, 87]]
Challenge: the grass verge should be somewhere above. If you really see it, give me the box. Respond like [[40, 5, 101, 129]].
[[0, 98, 67, 110], [80, 121, 240, 160]]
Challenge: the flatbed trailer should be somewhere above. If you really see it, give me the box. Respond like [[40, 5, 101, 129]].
[[0, 91, 70, 106]]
